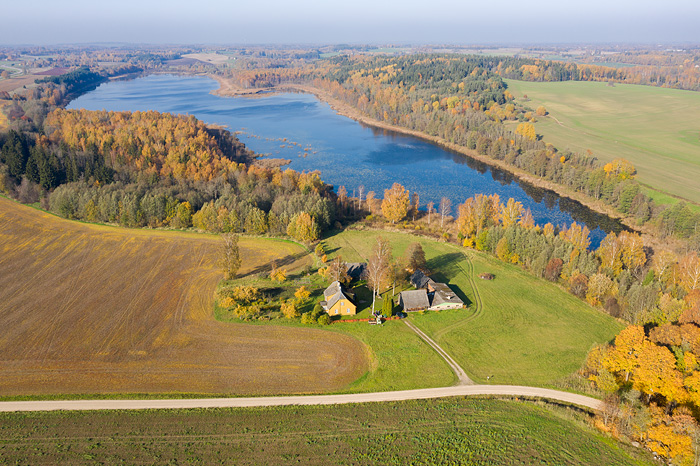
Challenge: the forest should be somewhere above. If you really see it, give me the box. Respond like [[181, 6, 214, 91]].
[[0, 108, 335, 242]]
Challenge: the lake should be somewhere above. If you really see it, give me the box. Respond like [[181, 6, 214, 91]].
[[68, 74, 624, 248]]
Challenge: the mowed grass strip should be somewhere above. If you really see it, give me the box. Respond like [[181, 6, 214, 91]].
[[0, 197, 368, 396], [326, 229, 622, 387], [505, 79, 700, 204], [0, 398, 653, 465]]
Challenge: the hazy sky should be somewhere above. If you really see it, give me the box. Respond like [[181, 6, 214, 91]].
[[2, 0, 698, 45]]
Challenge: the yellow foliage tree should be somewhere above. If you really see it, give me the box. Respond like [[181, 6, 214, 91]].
[[515, 122, 536, 141], [381, 183, 409, 223]]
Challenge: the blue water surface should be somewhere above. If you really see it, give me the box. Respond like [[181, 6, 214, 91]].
[[68, 74, 623, 248]]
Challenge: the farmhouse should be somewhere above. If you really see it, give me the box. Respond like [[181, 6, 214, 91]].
[[320, 281, 357, 316], [399, 270, 464, 312]]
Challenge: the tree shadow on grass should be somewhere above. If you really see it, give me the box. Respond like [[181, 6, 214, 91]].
[[425, 252, 472, 307], [241, 250, 310, 278]]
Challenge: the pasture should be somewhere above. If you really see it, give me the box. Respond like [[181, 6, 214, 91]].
[[505, 79, 700, 204], [0, 197, 367, 396], [325, 229, 622, 387], [0, 398, 652, 465]]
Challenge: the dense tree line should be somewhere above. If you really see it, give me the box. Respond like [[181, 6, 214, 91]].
[[0, 109, 336, 240], [225, 54, 699, 241]]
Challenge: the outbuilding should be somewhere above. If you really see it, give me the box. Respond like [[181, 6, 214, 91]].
[[398, 289, 431, 312]]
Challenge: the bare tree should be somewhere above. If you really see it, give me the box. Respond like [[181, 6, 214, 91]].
[[427, 201, 434, 225], [357, 185, 365, 210], [439, 197, 452, 229], [366, 191, 376, 215], [364, 237, 391, 312], [327, 255, 350, 284]]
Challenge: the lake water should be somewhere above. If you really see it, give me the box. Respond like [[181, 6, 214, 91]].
[[68, 74, 624, 248]]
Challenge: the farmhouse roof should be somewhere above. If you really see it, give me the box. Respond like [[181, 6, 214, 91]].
[[324, 281, 344, 299], [410, 269, 436, 290], [430, 282, 464, 307], [399, 289, 430, 311], [321, 281, 354, 310]]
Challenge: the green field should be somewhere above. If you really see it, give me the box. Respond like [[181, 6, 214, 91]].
[[505, 79, 700, 204], [324, 230, 623, 388], [0, 398, 652, 465]]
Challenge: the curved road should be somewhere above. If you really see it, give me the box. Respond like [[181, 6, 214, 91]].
[[0, 385, 601, 412]]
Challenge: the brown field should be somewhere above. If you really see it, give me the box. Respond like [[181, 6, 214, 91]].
[[0, 74, 38, 94], [0, 197, 367, 396], [182, 52, 230, 65]]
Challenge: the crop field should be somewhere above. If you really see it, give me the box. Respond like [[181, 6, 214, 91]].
[[0, 197, 367, 396], [505, 79, 700, 204], [0, 398, 652, 465], [325, 230, 622, 387]]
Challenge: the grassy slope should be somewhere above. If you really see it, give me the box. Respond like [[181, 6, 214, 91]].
[[0, 398, 653, 465], [326, 229, 623, 387], [505, 79, 700, 204]]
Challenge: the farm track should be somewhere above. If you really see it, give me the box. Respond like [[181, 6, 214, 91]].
[[433, 250, 483, 341], [0, 384, 603, 412], [0, 198, 367, 395]]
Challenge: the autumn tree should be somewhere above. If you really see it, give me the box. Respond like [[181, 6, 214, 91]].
[[499, 198, 523, 228], [411, 192, 420, 221], [286, 211, 320, 243], [281, 299, 300, 319], [219, 233, 242, 280], [294, 285, 311, 303], [680, 253, 700, 293], [381, 183, 409, 223], [603, 159, 636, 180], [544, 258, 564, 281], [337, 185, 348, 210], [515, 122, 536, 141], [535, 106, 547, 116], [366, 191, 376, 215]]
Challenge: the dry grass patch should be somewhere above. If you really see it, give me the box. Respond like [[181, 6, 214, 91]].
[[0, 198, 367, 396]]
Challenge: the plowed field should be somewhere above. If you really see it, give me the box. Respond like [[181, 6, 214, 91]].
[[0, 197, 367, 396]]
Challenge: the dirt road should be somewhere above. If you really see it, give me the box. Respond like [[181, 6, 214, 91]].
[[0, 385, 602, 412]]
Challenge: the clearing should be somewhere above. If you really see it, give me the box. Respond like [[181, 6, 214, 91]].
[[324, 229, 623, 387], [0, 398, 653, 465], [505, 79, 700, 204], [0, 197, 367, 396]]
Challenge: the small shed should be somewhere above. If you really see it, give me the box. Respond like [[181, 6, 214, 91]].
[[398, 289, 430, 312], [410, 270, 435, 290]]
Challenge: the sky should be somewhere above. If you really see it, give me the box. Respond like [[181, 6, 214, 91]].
[[2, 0, 699, 45]]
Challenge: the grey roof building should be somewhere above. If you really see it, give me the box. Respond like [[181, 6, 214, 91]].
[[398, 289, 431, 312], [401, 270, 464, 312]]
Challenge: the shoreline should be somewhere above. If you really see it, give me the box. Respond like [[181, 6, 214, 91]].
[[208, 74, 648, 234]]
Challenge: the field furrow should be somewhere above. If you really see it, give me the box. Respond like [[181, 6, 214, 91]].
[[0, 198, 368, 396]]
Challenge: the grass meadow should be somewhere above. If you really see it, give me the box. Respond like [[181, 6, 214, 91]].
[[505, 79, 700, 204], [325, 229, 623, 388], [0, 398, 653, 465]]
